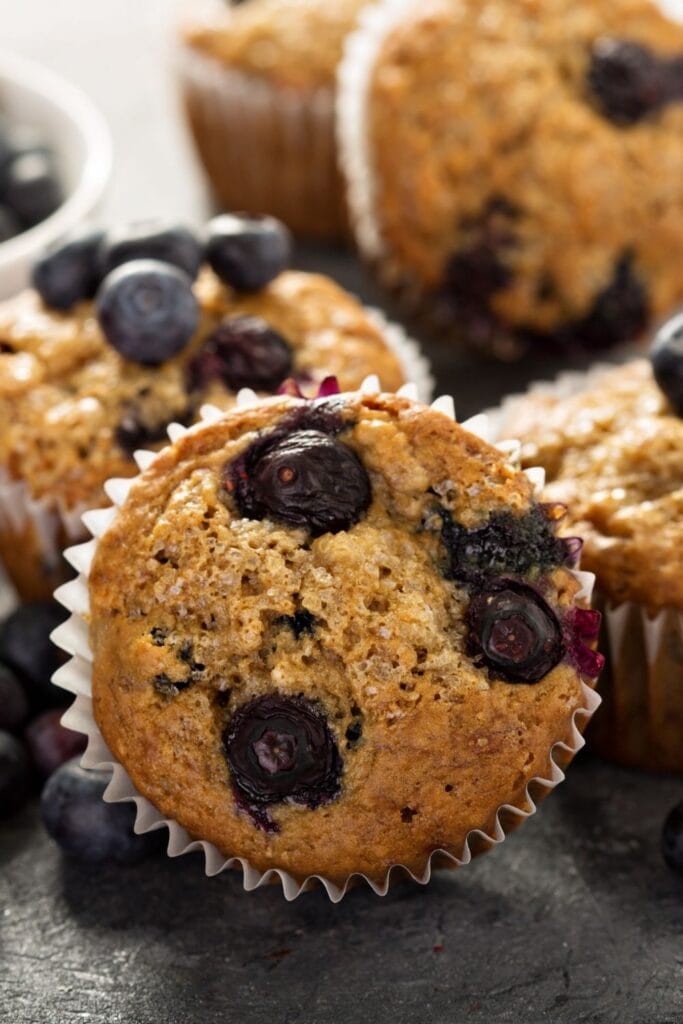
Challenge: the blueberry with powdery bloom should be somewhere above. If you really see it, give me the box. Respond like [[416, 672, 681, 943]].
[[227, 427, 371, 536], [466, 581, 564, 684], [188, 315, 293, 393], [96, 260, 199, 365], [206, 213, 291, 292], [224, 694, 342, 831]]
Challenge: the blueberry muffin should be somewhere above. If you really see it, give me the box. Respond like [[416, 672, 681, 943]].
[[0, 216, 413, 601], [496, 321, 683, 771], [339, 0, 683, 357], [87, 391, 602, 887], [179, 0, 367, 239]]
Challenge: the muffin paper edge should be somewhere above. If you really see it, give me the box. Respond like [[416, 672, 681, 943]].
[[488, 362, 683, 774], [50, 382, 600, 901]]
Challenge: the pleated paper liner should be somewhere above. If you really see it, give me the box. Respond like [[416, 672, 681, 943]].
[[178, 0, 348, 241], [0, 305, 432, 603], [490, 363, 683, 774], [50, 379, 600, 901]]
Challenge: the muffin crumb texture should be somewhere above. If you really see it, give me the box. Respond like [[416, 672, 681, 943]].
[[364, 0, 683, 352], [88, 394, 594, 884]]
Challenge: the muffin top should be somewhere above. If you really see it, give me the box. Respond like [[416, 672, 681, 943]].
[[354, 0, 683, 351], [88, 392, 599, 885], [0, 270, 404, 514], [183, 0, 368, 90], [498, 360, 683, 612]]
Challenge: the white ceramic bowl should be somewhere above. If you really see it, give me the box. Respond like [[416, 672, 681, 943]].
[[0, 50, 112, 300]]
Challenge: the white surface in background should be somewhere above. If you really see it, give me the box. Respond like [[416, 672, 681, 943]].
[[3, 0, 206, 225]]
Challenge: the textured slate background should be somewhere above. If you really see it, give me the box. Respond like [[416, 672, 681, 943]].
[[1, 3, 682, 1022]]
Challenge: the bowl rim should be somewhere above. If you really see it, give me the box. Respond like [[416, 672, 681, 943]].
[[0, 48, 113, 270]]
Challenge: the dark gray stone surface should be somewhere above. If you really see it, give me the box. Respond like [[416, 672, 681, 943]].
[[1, 758, 682, 1024], [1, 4, 682, 1022]]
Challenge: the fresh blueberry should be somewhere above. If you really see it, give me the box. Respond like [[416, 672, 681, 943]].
[[25, 709, 87, 779], [0, 601, 69, 712], [224, 694, 342, 827], [2, 150, 63, 228], [650, 312, 683, 416], [227, 428, 371, 536], [0, 663, 29, 732], [466, 581, 564, 683], [440, 505, 574, 585], [98, 220, 204, 280], [96, 259, 199, 365], [662, 799, 683, 875], [0, 730, 31, 819], [189, 315, 293, 393], [0, 204, 20, 243], [41, 758, 163, 863], [32, 228, 104, 310], [206, 214, 291, 292]]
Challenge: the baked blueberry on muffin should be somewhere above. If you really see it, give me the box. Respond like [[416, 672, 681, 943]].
[[496, 319, 683, 772], [0, 215, 419, 601], [83, 391, 601, 888], [179, 0, 367, 238], [339, 0, 683, 356]]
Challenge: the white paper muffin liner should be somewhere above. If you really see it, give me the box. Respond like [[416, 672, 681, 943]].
[[178, 8, 346, 241], [489, 362, 683, 772], [50, 380, 600, 901], [0, 307, 431, 600]]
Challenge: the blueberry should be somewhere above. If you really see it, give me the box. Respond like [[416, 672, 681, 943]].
[[227, 429, 371, 536], [0, 602, 69, 712], [2, 150, 63, 228], [206, 214, 291, 292], [96, 259, 199, 365], [115, 404, 193, 458], [25, 709, 86, 779], [662, 799, 683, 875], [559, 253, 648, 350], [41, 758, 163, 863], [32, 228, 104, 310], [588, 38, 669, 125], [224, 694, 342, 823], [0, 204, 20, 243], [0, 663, 29, 731], [189, 315, 293, 393], [99, 220, 203, 280], [650, 312, 683, 416], [466, 581, 564, 683], [440, 506, 574, 586], [0, 730, 31, 819]]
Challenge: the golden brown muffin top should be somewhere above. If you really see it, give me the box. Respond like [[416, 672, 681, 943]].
[[183, 0, 367, 90], [500, 360, 683, 612], [89, 392, 595, 885], [0, 270, 403, 514], [364, 0, 683, 334]]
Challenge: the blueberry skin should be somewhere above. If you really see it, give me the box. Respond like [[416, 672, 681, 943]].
[[25, 709, 87, 779], [0, 204, 20, 243], [228, 428, 372, 536], [651, 312, 683, 416], [188, 314, 293, 393], [32, 228, 104, 310], [0, 730, 31, 819], [99, 220, 204, 280], [662, 800, 683, 875], [96, 259, 199, 365], [206, 214, 291, 292], [0, 602, 69, 712], [2, 150, 63, 228], [0, 663, 29, 732], [41, 758, 163, 864]]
